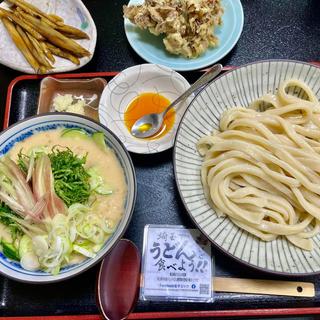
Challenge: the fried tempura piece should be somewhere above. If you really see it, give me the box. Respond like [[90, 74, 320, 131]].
[[123, 0, 223, 58]]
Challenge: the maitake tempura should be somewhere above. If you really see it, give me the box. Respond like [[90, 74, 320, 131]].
[[123, 0, 223, 58]]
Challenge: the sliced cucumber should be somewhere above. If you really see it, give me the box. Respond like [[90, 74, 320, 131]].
[[19, 235, 40, 271], [61, 128, 89, 139], [87, 167, 113, 195], [73, 244, 95, 258], [2, 240, 19, 261], [92, 132, 108, 151], [19, 234, 33, 257], [95, 185, 113, 195]]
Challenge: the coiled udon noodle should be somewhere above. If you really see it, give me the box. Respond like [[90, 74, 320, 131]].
[[197, 79, 320, 250]]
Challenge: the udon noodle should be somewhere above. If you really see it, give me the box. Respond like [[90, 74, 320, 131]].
[[197, 79, 320, 251]]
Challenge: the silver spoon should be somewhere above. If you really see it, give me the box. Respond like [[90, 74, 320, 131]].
[[131, 64, 223, 139]]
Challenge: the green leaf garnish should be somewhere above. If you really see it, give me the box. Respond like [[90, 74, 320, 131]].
[[17, 149, 29, 175], [0, 202, 23, 239], [1, 240, 20, 261], [49, 147, 91, 207]]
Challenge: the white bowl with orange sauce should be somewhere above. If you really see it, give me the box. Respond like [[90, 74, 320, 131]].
[[98, 64, 190, 154]]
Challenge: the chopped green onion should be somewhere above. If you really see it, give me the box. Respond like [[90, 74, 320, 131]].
[[73, 245, 95, 258]]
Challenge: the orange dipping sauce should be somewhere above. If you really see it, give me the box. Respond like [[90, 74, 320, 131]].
[[124, 92, 175, 139]]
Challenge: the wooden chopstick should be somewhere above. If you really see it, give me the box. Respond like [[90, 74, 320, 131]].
[[140, 274, 315, 297], [214, 277, 315, 297]]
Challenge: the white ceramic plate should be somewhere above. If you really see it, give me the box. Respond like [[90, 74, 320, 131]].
[[124, 0, 243, 71], [0, 0, 97, 74], [99, 64, 191, 154], [174, 60, 320, 276]]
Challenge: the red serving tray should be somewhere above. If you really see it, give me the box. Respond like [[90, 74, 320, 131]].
[[1, 307, 320, 319], [4, 62, 320, 129], [2, 66, 320, 319]]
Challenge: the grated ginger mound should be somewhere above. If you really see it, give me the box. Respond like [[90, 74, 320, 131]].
[[53, 94, 86, 115]]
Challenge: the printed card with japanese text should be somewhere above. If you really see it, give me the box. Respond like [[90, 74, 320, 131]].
[[141, 225, 214, 302]]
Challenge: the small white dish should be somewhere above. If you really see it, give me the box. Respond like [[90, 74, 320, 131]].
[[99, 64, 190, 154], [0, 0, 97, 74]]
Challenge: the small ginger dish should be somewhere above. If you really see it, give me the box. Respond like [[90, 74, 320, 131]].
[[98, 64, 190, 154], [37, 77, 107, 121]]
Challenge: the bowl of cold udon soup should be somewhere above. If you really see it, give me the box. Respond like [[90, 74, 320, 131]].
[[0, 113, 136, 283]]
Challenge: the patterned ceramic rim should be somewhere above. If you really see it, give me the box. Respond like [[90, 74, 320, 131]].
[[98, 63, 191, 154], [174, 59, 320, 276], [0, 113, 136, 283], [0, 0, 97, 74]]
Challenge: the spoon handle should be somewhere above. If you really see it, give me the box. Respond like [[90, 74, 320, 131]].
[[163, 63, 223, 117]]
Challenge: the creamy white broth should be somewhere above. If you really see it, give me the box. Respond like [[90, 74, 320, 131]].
[[9, 128, 127, 225]]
